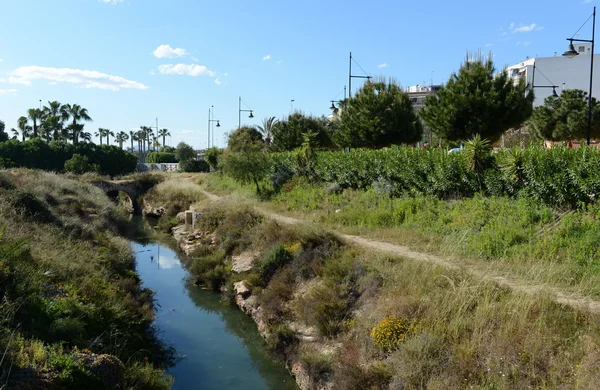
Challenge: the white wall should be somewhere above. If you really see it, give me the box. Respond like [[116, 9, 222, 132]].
[[527, 54, 600, 106]]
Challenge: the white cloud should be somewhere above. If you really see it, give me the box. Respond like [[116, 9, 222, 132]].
[[0, 89, 18, 96], [262, 54, 271, 61], [512, 23, 540, 33], [153, 44, 189, 58], [223, 73, 228, 76], [276, 60, 282, 65], [9, 66, 148, 91], [0, 59, 3, 63], [99, 0, 124, 4], [181, 130, 194, 134], [583, 0, 594, 3], [485, 43, 493, 47], [158, 64, 216, 77], [48, 82, 58, 85], [377, 63, 389, 68], [214, 77, 222, 85]]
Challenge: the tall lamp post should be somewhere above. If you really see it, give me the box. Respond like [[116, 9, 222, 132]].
[[238, 96, 254, 129], [349, 52, 372, 98], [207, 105, 220, 148], [563, 6, 596, 145], [531, 63, 560, 98]]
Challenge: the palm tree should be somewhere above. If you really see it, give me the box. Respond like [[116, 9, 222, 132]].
[[43, 116, 63, 141], [137, 128, 147, 153], [17, 116, 31, 141], [62, 104, 92, 144], [115, 131, 129, 150], [129, 130, 135, 152], [256, 116, 278, 146], [96, 128, 112, 146], [27, 108, 42, 138], [10, 128, 19, 140], [151, 137, 158, 150], [42, 101, 67, 141], [142, 126, 154, 152], [158, 128, 171, 147], [133, 131, 143, 153], [79, 131, 92, 143], [95, 130, 103, 145]]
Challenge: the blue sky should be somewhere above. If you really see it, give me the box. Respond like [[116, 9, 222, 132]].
[[0, 0, 595, 148]]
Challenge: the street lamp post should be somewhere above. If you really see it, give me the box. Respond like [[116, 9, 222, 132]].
[[349, 52, 372, 98], [238, 96, 254, 129], [207, 105, 220, 148], [531, 63, 559, 98], [563, 6, 596, 145]]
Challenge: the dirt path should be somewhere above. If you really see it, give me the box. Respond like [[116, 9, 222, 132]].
[[200, 189, 600, 314]]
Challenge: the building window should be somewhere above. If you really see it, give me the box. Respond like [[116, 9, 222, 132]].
[[579, 46, 586, 53]]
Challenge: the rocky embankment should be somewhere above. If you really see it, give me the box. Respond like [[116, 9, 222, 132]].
[[166, 207, 332, 390]]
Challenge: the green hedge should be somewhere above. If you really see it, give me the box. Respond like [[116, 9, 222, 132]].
[[0, 138, 137, 176], [146, 152, 177, 164], [271, 146, 600, 209]]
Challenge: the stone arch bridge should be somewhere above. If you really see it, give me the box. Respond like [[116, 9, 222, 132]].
[[93, 180, 145, 214]]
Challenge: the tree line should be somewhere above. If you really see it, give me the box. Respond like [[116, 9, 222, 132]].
[[225, 52, 597, 154]]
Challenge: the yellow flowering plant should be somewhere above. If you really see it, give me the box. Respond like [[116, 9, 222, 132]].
[[370, 315, 412, 352]]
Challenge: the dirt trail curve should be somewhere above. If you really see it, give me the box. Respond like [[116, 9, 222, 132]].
[[200, 189, 600, 315]]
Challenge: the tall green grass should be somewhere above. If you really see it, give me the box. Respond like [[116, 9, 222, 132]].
[[0, 169, 172, 389]]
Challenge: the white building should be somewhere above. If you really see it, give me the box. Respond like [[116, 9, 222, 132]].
[[507, 43, 600, 106]]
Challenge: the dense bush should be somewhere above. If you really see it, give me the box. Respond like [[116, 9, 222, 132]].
[[271, 145, 600, 208], [204, 147, 223, 171], [64, 154, 98, 174], [179, 159, 210, 173], [0, 138, 137, 176], [146, 152, 177, 163]]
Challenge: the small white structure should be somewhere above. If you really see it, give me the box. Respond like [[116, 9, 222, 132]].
[[507, 43, 600, 107]]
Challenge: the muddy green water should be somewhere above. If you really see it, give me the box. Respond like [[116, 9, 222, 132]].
[[132, 234, 298, 390]]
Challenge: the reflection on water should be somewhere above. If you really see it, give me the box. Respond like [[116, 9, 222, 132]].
[[133, 236, 297, 390]]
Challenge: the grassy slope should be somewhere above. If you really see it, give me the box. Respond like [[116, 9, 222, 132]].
[[171, 194, 600, 389], [0, 169, 172, 389], [201, 173, 600, 299], [143, 174, 600, 388]]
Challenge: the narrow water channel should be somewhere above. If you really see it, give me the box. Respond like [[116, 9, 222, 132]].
[[132, 229, 298, 389]]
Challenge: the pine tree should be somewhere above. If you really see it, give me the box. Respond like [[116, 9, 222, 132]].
[[528, 89, 600, 141], [420, 52, 533, 143], [335, 78, 422, 148]]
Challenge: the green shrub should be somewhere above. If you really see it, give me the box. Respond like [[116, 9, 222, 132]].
[[300, 349, 334, 387], [146, 152, 176, 163], [266, 324, 298, 361], [268, 145, 600, 209], [205, 147, 223, 171], [259, 244, 293, 284], [64, 154, 98, 174], [179, 159, 210, 173], [190, 249, 228, 291], [297, 283, 350, 338]]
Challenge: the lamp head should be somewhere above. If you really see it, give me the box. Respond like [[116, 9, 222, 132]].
[[552, 87, 559, 98], [563, 40, 579, 58], [216, 121, 221, 128], [330, 101, 336, 110], [249, 111, 254, 119]]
